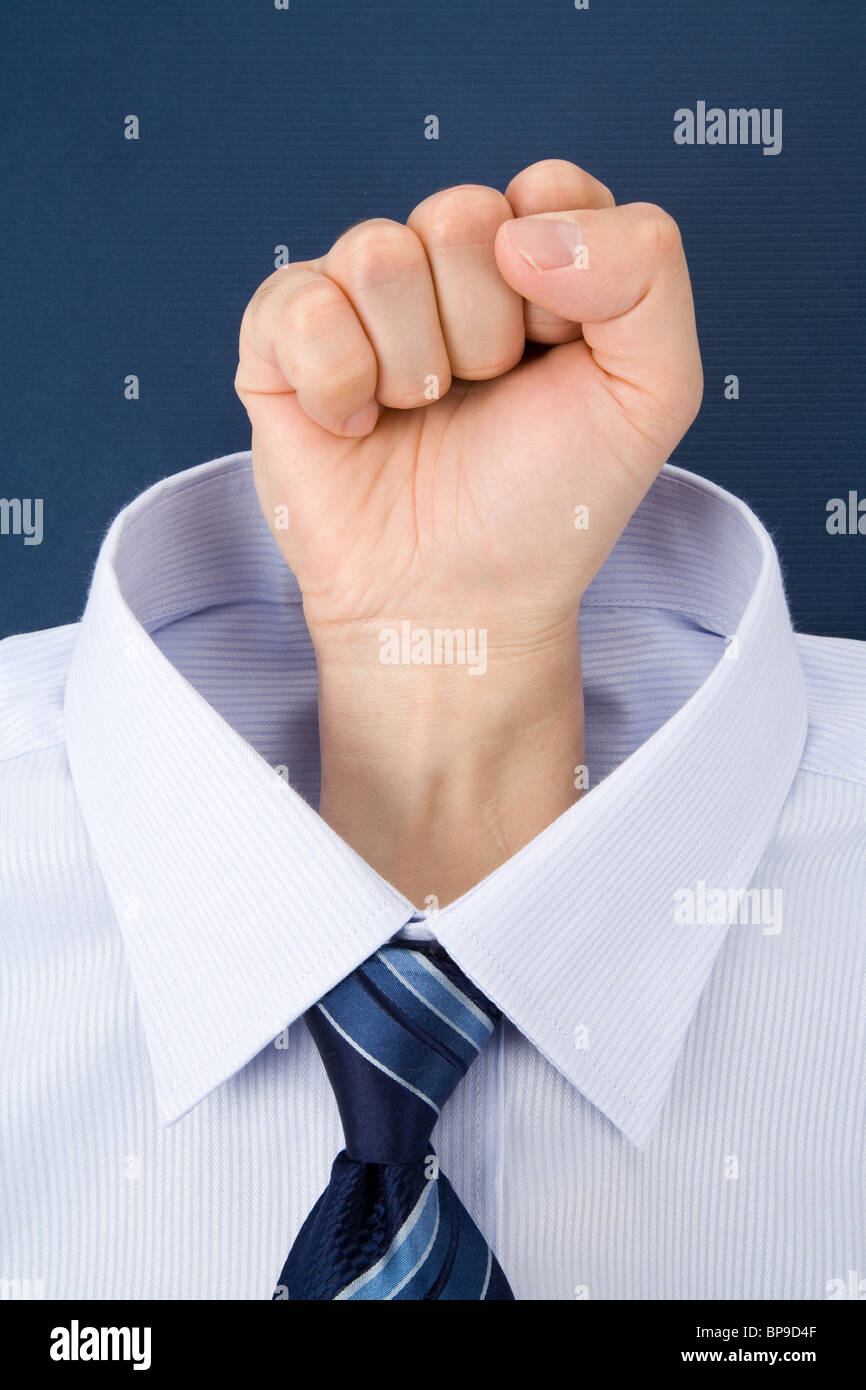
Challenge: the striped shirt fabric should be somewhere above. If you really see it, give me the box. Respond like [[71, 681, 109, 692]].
[[1, 452, 864, 1300]]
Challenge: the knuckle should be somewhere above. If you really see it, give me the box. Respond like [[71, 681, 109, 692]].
[[410, 184, 511, 244], [514, 157, 579, 184], [506, 161, 616, 214], [279, 278, 346, 342], [334, 219, 427, 290], [509, 159, 613, 208], [246, 266, 301, 320]]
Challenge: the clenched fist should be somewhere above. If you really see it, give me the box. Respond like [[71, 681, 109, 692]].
[[237, 159, 701, 644], [235, 159, 703, 905]]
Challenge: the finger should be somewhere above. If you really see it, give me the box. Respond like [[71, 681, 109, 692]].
[[505, 159, 615, 344], [407, 185, 524, 380], [494, 203, 703, 459], [319, 218, 451, 409], [236, 263, 379, 437]]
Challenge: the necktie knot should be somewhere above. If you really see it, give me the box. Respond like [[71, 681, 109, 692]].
[[306, 941, 500, 1164], [277, 938, 514, 1299]]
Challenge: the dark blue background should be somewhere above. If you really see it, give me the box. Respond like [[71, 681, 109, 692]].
[[1, 0, 863, 640]]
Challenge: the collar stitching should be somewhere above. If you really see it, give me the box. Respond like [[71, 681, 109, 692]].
[[140, 897, 406, 1096], [443, 704, 803, 1126], [443, 911, 646, 1126]]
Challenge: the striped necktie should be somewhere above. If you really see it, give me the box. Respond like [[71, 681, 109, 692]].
[[274, 938, 514, 1300]]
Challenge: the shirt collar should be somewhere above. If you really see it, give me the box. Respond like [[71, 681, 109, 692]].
[[64, 453, 807, 1147]]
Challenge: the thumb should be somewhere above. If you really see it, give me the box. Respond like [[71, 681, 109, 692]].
[[494, 204, 703, 453]]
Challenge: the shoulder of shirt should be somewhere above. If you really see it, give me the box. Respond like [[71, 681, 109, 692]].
[[0, 623, 78, 763], [795, 632, 866, 787]]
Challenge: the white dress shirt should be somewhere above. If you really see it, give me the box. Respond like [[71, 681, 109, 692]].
[[1, 451, 864, 1300]]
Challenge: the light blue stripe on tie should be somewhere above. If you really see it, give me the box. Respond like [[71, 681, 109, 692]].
[[381, 948, 495, 1050], [336, 1178, 440, 1300], [364, 954, 479, 1065], [319, 973, 461, 1105], [316, 1004, 440, 1115], [396, 1172, 455, 1300], [479, 1248, 493, 1300]]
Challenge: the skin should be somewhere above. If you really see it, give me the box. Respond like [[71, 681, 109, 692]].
[[235, 159, 703, 906]]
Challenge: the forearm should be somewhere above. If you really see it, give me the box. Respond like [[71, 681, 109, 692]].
[[313, 617, 585, 907]]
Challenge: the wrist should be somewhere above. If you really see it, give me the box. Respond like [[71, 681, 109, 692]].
[[311, 611, 585, 907]]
